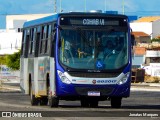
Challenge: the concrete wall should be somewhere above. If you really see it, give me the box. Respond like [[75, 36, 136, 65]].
[[0, 65, 20, 80], [6, 14, 53, 32], [0, 32, 22, 55], [135, 36, 151, 44], [152, 20, 160, 38], [130, 22, 153, 38], [0, 14, 53, 55]]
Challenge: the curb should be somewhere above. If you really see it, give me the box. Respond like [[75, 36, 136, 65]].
[[0, 86, 21, 92], [131, 87, 160, 92]]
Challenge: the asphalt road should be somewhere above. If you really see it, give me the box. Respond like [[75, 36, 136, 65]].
[[0, 91, 160, 119], [0, 81, 160, 119]]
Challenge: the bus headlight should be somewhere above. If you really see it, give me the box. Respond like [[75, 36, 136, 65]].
[[117, 72, 130, 85], [58, 71, 72, 84]]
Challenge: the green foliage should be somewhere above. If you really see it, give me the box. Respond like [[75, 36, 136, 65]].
[[151, 38, 160, 43], [6, 50, 21, 70], [0, 56, 7, 65]]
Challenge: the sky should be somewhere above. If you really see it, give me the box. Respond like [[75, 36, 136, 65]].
[[0, 0, 160, 29]]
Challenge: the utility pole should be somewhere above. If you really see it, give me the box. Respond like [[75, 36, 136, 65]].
[[122, 0, 125, 14], [84, 0, 86, 12], [54, 0, 57, 13], [60, 0, 62, 12]]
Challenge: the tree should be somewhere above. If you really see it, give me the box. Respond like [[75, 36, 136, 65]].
[[0, 56, 7, 70], [6, 50, 21, 70], [151, 38, 160, 43], [0, 56, 7, 65]]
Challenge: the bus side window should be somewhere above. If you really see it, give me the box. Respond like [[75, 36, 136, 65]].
[[45, 24, 51, 54], [29, 27, 36, 55], [39, 25, 47, 54], [29, 28, 33, 55], [35, 32, 40, 57], [21, 30, 26, 56], [50, 30, 56, 57], [22, 29, 30, 58]]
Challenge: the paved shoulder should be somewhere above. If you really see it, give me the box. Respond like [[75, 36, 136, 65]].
[[131, 83, 160, 91]]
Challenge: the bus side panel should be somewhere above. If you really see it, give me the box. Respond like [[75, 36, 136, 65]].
[[34, 57, 39, 96], [50, 57, 56, 96], [37, 56, 50, 96], [20, 58, 29, 94], [28, 58, 34, 93], [20, 58, 24, 93]]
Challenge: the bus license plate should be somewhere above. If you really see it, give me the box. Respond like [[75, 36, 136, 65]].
[[88, 91, 100, 96]]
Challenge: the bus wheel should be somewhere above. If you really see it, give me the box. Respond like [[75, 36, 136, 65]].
[[111, 97, 122, 108], [40, 96, 48, 105], [49, 96, 59, 107], [89, 100, 98, 108], [30, 84, 39, 106], [81, 99, 89, 107]]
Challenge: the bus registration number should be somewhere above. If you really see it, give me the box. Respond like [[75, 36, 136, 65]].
[[88, 91, 100, 96]]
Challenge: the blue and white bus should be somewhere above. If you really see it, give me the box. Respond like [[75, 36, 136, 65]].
[[20, 12, 132, 108]]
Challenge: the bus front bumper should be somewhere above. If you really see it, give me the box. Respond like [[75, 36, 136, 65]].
[[56, 83, 130, 99]]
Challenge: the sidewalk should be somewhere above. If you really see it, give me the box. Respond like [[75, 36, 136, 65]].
[[131, 83, 160, 91], [0, 85, 21, 92], [0, 79, 21, 92]]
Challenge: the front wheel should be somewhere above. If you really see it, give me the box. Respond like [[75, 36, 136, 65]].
[[49, 96, 59, 107], [40, 96, 48, 106], [81, 99, 89, 107], [89, 100, 98, 108], [30, 84, 39, 106], [111, 97, 122, 108]]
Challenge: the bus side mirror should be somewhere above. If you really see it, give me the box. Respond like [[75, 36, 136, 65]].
[[58, 39, 61, 47], [131, 34, 135, 48]]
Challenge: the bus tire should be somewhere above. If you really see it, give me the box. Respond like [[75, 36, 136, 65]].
[[30, 84, 39, 106], [81, 99, 89, 107], [49, 96, 59, 107], [40, 96, 48, 105], [111, 97, 122, 108]]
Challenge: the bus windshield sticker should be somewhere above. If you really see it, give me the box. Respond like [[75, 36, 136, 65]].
[[96, 60, 104, 70]]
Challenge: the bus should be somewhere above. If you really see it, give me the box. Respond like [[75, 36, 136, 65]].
[[20, 12, 133, 108]]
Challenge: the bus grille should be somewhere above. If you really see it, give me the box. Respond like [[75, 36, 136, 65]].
[[68, 72, 120, 78], [75, 87, 114, 96]]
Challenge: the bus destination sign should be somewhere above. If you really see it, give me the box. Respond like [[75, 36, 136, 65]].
[[60, 17, 121, 26], [83, 19, 104, 25]]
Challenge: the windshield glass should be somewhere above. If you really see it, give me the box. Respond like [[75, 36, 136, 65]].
[[59, 27, 128, 70]]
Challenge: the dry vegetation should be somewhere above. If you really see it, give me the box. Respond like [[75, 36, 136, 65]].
[[132, 69, 160, 83], [144, 74, 160, 83]]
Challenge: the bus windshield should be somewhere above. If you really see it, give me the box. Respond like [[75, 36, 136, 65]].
[[59, 27, 128, 71]]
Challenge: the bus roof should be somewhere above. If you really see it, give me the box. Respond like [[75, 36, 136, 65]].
[[23, 13, 58, 28], [23, 12, 128, 28]]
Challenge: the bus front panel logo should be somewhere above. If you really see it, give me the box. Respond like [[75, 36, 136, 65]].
[[92, 80, 96, 84]]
